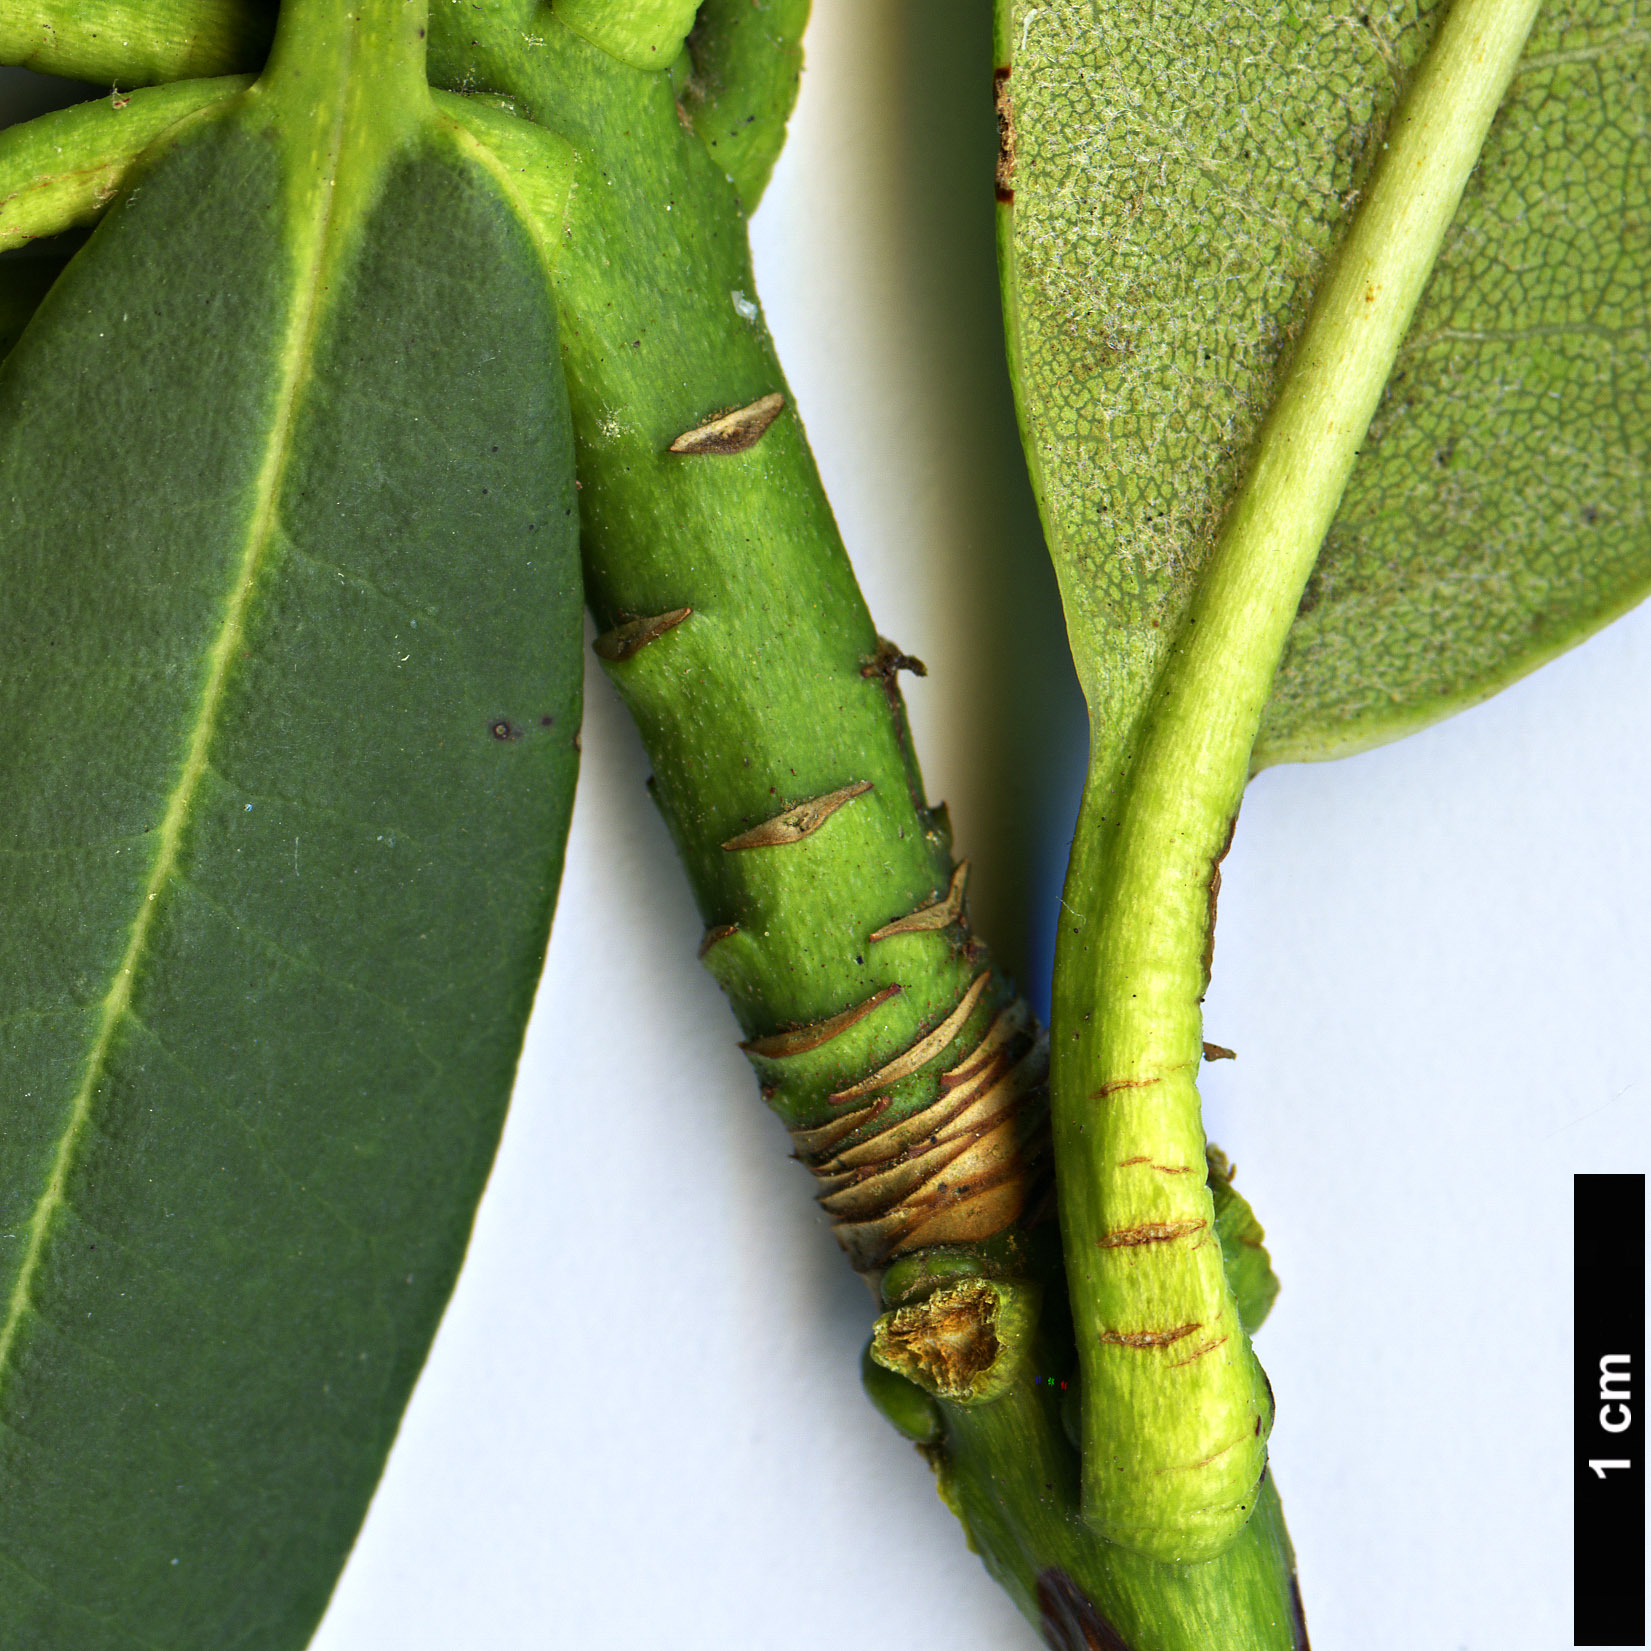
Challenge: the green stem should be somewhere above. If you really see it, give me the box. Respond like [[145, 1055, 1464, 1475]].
[[0, 79, 252, 253], [1054, 0, 1544, 1562], [940, 1364, 1307, 1651], [427, 8, 1033, 1246], [427, 8, 1305, 1647], [0, 0, 270, 84], [258, 0, 429, 138]]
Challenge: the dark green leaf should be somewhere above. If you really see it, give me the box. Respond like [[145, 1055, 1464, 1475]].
[[0, 247, 67, 358], [0, 18, 579, 1647]]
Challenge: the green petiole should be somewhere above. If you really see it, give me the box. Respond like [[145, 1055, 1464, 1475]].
[[1053, 0, 1545, 1562], [0, 0, 270, 85], [0, 77, 252, 251]]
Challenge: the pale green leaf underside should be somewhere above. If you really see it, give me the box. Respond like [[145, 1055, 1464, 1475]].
[[1002, 0, 1649, 778]]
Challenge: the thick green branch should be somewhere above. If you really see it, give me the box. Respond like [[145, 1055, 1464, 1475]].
[[428, 12, 1047, 1263], [421, 7, 1307, 1646], [1053, 0, 1544, 1562]]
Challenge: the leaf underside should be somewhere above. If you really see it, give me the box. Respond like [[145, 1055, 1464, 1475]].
[[1208, 1153, 1280, 1336], [0, 98, 579, 1649], [682, 0, 811, 211], [1002, 0, 1649, 775]]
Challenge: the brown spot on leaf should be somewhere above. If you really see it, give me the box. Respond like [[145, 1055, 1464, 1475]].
[[721, 779, 873, 850], [592, 606, 692, 662], [490, 719, 521, 742], [994, 68, 1017, 204], [668, 391, 785, 455], [1036, 1570, 1133, 1651]]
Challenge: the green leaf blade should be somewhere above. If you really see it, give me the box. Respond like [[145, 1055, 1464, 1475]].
[[1001, 0, 1441, 778], [0, 46, 580, 1651], [1001, 0, 1650, 776], [1257, 10, 1651, 764]]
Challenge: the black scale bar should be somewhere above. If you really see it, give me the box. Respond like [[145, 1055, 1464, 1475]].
[[1576, 1173, 1645, 1646]]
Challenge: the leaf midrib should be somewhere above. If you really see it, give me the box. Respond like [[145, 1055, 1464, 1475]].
[[0, 72, 356, 1395]]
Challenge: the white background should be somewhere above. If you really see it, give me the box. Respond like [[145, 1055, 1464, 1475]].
[[6, 0, 1642, 1642]]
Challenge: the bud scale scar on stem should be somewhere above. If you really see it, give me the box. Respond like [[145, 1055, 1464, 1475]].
[[738, 982, 903, 1059], [798, 1001, 1051, 1271], [868, 859, 970, 941], [668, 389, 786, 453], [829, 969, 992, 1101], [1047, 0, 1545, 1562], [591, 605, 692, 660]]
